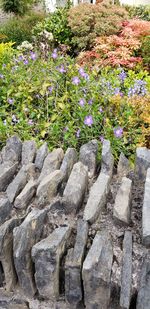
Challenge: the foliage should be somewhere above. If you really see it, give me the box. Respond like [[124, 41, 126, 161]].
[[0, 42, 14, 64], [1, 0, 34, 15], [0, 12, 46, 47], [67, 3, 129, 51], [141, 36, 150, 71], [0, 48, 149, 160], [125, 5, 150, 21]]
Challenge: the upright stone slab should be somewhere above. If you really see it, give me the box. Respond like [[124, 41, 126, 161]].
[[135, 147, 150, 181], [0, 163, 18, 192], [0, 197, 12, 226], [65, 219, 88, 308], [137, 254, 150, 309], [82, 230, 113, 309], [84, 172, 110, 223], [37, 170, 64, 206], [117, 153, 130, 177], [113, 177, 132, 225], [62, 162, 88, 214], [79, 140, 98, 178], [0, 217, 21, 291], [101, 139, 114, 176], [120, 231, 132, 309], [32, 226, 71, 300], [14, 179, 37, 210], [60, 148, 78, 182], [13, 209, 47, 297], [39, 148, 64, 182], [142, 168, 150, 247], [35, 142, 48, 171], [1, 136, 22, 164], [21, 140, 36, 165]]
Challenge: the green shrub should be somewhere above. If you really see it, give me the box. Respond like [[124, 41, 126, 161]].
[[141, 35, 150, 70], [0, 12, 46, 47], [1, 0, 34, 15], [125, 5, 150, 21], [67, 3, 129, 51]]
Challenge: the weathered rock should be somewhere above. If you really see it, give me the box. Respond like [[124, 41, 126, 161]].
[[0, 163, 18, 192], [120, 231, 132, 309], [13, 209, 47, 297], [113, 177, 132, 225], [14, 179, 37, 210], [32, 225, 71, 300], [142, 168, 150, 247], [136, 254, 150, 309], [1, 136, 22, 164], [0, 217, 21, 291], [101, 139, 114, 176], [135, 147, 150, 181], [0, 293, 29, 309], [84, 172, 110, 224], [60, 148, 78, 182], [79, 140, 98, 178], [62, 162, 88, 214], [37, 170, 64, 206], [0, 152, 2, 164], [38, 148, 64, 182], [117, 153, 130, 177], [82, 230, 113, 309], [0, 197, 12, 226], [35, 142, 48, 171], [65, 220, 88, 308], [21, 140, 36, 165]]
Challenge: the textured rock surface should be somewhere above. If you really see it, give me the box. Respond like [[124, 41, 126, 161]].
[[37, 170, 64, 206], [13, 209, 47, 297], [120, 231, 132, 309], [0, 163, 18, 192], [60, 148, 78, 182], [117, 153, 130, 177], [0, 197, 12, 226], [84, 172, 110, 223], [82, 230, 113, 309], [79, 140, 98, 178], [62, 162, 88, 214], [32, 226, 71, 300], [142, 168, 150, 247], [135, 147, 150, 181], [65, 220, 88, 307], [136, 254, 150, 309], [113, 177, 132, 225], [39, 148, 64, 182], [35, 142, 48, 171], [21, 140, 36, 165], [1, 136, 22, 165], [14, 179, 37, 210], [101, 139, 114, 176]]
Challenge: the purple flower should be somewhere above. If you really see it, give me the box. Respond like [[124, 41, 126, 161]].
[[3, 119, 7, 126], [63, 126, 69, 132], [76, 129, 80, 138], [28, 119, 34, 125], [84, 115, 93, 127], [18, 55, 23, 61], [113, 88, 121, 95], [72, 76, 80, 85], [0, 74, 4, 79], [118, 71, 127, 82], [78, 67, 89, 80], [79, 98, 85, 106], [128, 80, 147, 97], [48, 86, 53, 93], [24, 59, 28, 65], [8, 98, 14, 105], [35, 94, 40, 99], [99, 135, 104, 143], [52, 50, 58, 59], [99, 107, 103, 113], [58, 65, 66, 73], [88, 99, 93, 105], [12, 114, 19, 124], [114, 127, 123, 138], [3, 64, 6, 67], [30, 52, 37, 60]]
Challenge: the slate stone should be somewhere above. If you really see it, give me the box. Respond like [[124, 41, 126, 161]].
[[21, 140, 36, 165], [38, 148, 64, 182], [60, 148, 78, 182], [101, 139, 114, 176], [0, 197, 12, 226], [113, 177, 132, 225], [84, 172, 110, 223], [37, 170, 64, 206], [79, 140, 98, 178], [82, 230, 113, 309], [35, 142, 48, 171], [0, 163, 18, 192], [136, 254, 150, 309], [0, 217, 21, 291], [65, 220, 88, 308], [13, 209, 47, 297], [117, 153, 130, 177], [120, 231, 132, 309], [14, 179, 37, 210], [1, 136, 22, 164], [142, 168, 150, 247], [62, 162, 88, 214], [32, 225, 71, 300], [135, 147, 150, 181]]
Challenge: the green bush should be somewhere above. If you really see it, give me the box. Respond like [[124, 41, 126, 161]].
[[141, 35, 150, 70], [0, 12, 46, 47], [125, 5, 150, 21], [1, 0, 35, 15]]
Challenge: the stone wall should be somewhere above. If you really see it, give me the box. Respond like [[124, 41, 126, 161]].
[[0, 136, 150, 309]]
